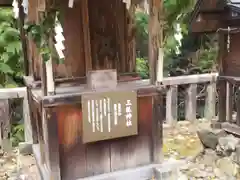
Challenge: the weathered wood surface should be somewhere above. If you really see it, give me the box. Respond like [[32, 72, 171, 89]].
[[226, 82, 233, 123], [185, 84, 197, 122], [166, 85, 178, 125], [161, 73, 218, 86], [0, 87, 32, 148], [204, 82, 216, 121], [53, 96, 153, 180], [0, 100, 10, 151]]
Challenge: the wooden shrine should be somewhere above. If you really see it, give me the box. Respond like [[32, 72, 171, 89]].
[[191, 0, 240, 132], [18, 0, 164, 179]]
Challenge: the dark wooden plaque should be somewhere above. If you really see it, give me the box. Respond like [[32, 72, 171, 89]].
[[82, 90, 138, 143]]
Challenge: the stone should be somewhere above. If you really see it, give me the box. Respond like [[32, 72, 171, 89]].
[[197, 129, 226, 150], [199, 148, 218, 166], [216, 157, 239, 177], [233, 144, 240, 165], [18, 142, 32, 156], [218, 135, 239, 152]]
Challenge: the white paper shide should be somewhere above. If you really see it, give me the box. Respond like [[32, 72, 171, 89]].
[[54, 17, 65, 59], [12, 0, 19, 19]]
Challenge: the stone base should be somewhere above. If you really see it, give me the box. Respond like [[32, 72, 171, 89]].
[[19, 142, 33, 155]]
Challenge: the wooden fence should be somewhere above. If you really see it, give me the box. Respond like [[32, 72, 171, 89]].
[[160, 73, 218, 125], [0, 74, 219, 150], [0, 87, 31, 151]]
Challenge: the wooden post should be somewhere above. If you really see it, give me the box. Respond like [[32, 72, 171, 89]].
[[226, 82, 233, 123], [152, 91, 163, 163], [205, 82, 216, 121], [81, 0, 92, 72], [18, 0, 29, 76], [218, 80, 227, 123], [148, 0, 163, 84], [236, 86, 240, 126], [185, 84, 197, 122], [44, 108, 61, 180], [45, 57, 55, 95], [148, 0, 163, 164], [0, 100, 11, 152], [218, 33, 227, 123], [166, 85, 178, 125], [23, 92, 32, 143]]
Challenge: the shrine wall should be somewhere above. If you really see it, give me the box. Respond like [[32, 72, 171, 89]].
[[224, 33, 240, 76], [55, 96, 153, 180], [27, 0, 136, 80]]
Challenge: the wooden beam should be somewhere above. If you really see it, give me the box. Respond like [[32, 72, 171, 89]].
[[18, 0, 29, 76], [161, 73, 218, 86], [0, 87, 27, 99], [80, 0, 92, 72], [222, 122, 240, 136], [0, 0, 12, 6]]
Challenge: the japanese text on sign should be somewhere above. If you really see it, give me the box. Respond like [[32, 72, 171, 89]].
[[82, 91, 138, 143]]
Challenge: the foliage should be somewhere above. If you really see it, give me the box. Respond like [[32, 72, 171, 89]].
[[24, 11, 58, 62], [136, 57, 149, 79], [0, 8, 25, 146], [0, 8, 23, 87]]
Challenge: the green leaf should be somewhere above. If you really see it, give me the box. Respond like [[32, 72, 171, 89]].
[[0, 62, 13, 74]]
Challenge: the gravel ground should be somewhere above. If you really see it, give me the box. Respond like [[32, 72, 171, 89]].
[[0, 120, 238, 180]]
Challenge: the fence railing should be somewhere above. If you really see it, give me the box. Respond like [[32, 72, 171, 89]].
[[161, 73, 218, 125], [0, 74, 220, 150], [0, 87, 31, 151]]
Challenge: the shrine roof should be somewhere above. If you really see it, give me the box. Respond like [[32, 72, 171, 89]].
[[228, 0, 240, 13]]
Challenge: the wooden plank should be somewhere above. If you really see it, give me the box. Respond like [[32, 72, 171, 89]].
[[41, 85, 157, 108], [237, 87, 240, 126], [0, 100, 11, 151], [80, 0, 92, 72], [226, 82, 233, 123], [205, 82, 216, 120], [166, 86, 178, 125], [110, 96, 152, 171], [185, 84, 197, 122], [45, 108, 61, 180], [222, 122, 240, 136], [86, 142, 111, 176], [36, 108, 45, 164], [218, 80, 227, 122], [0, 87, 26, 99], [56, 105, 87, 179], [0, 0, 12, 6], [32, 144, 50, 180], [27, 88, 38, 144], [23, 92, 32, 143], [152, 91, 163, 163], [161, 73, 218, 86]]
